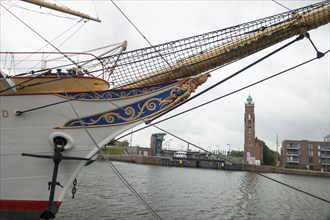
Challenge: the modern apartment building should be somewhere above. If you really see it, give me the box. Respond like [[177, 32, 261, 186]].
[[281, 139, 330, 171]]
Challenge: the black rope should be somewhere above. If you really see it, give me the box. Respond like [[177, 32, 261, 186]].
[[56, 73, 162, 220], [15, 99, 72, 116], [1, 5, 80, 68], [305, 33, 325, 58], [146, 34, 305, 124], [152, 124, 330, 204], [115, 49, 330, 146], [115, 50, 330, 141], [114, 50, 330, 205], [110, 0, 173, 70], [271, 0, 291, 11]]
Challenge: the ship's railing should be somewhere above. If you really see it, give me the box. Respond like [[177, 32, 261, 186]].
[[0, 51, 105, 79]]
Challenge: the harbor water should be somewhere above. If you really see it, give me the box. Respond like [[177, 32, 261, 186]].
[[57, 161, 330, 220]]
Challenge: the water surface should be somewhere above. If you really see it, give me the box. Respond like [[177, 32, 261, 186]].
[[57, 161, 330, 220]]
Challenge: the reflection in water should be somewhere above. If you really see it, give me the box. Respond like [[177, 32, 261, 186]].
[[58, 161, 330, 220], [235, 172, 261, 219]]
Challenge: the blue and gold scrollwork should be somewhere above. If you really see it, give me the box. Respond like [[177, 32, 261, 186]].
[[56, 82, 175, 101], [59, 74, 209, 128]]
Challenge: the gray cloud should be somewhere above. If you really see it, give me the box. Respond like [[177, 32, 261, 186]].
[[1, 1, 328, 153]]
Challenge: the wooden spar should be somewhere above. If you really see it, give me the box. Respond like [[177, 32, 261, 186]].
[[21, 0, 101, 22], [124, 2, 329, 88]]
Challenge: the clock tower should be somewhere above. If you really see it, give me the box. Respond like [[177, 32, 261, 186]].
[[244, 95, 255, 163]]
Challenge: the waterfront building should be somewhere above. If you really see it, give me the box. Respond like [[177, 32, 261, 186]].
[[244, 95, 263, 165], [324, 134, 330, 142], [129, 146, 153, 156], [150, 133, 166, 156], [281, 139, 330, 171]]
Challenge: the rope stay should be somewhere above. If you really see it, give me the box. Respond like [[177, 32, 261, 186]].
[[115, 49, 329, 143], [99, 1, 329, 89], [114, 50, 330, 205], [1, 1, 328, 92], [1, 0, 329, 215], [54, 71, 162, 220], [152, 124, 330, 204], [146, 34, 304, 124]]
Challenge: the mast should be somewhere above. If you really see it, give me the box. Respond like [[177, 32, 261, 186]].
[[21, 0, 101, 22]]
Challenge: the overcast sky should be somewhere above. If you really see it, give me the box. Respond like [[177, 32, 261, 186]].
[[1, 1, 329, 153]]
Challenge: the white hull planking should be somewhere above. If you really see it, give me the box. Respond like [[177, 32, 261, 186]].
[[0, 85, 171, 203]]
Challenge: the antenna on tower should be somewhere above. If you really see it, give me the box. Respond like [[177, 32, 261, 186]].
[[276, 133, 279, 153], [276, 133, 279, 166]]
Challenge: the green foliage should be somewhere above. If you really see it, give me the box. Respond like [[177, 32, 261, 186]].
[[102, 146, 126, 155], [230, 150, 244, 158], [285, 165, 308, 170], [103, 139, 129, 155], [257, 138, 277, 166], [108, 139, 129, 148]]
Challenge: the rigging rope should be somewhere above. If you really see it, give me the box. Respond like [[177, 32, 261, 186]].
[[92, 0, 99, 20], [271, 0, 291, 11], [152, 124, 330, 204], [55, 71, 162, 220], [113, 50, 330, 205], [11, 34, 304, 115], [0, 4, 162, 214], [1, 0, 328, 214], [1, 4, 80, 68], [12, 44, 328, 218], [99, 1, 329, 89], [146, 34, 304, 124], [109, 0, 173, 70], [1, 1, 82, 21], [25, 20, 86, 72], [114, 50, 330, 143]]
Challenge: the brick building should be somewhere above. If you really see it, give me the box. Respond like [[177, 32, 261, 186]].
[[244, 95, 263, 165], [129, 146, 153, 156], [281, 139, 330, 171]]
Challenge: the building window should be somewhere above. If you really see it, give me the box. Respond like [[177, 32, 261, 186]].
[[308, 144, 313, 149], [308, 150, 313, 156], [309, 156, 313, 163]]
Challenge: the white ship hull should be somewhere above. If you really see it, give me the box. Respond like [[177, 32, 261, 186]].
[[0, 75, 208, 219]]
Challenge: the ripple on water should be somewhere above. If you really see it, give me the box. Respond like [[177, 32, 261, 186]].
[[57, 161, 330, 220]]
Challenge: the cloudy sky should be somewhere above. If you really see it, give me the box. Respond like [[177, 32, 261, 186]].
[[1, 1, 329, 153]]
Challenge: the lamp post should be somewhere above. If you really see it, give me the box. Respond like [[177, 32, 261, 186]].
[[216, 145, 220, 155], [168, 139, 172, 150]]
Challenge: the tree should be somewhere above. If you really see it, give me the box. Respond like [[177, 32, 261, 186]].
[[263, 142, 276, 166], [256, 138, 277, 166], [230, 150, 244, 158], [103, 139, 129, 155]]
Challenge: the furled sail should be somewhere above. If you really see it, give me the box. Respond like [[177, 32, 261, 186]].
[[101, 1, 329, 89]]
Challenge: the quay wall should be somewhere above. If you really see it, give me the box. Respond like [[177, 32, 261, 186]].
[[98, 154, 162, 165], [98, 155, 330, 177], [243, 164, 330, 177]]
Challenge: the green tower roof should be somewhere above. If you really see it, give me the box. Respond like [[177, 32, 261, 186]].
[[246, 95, 253, 104]]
